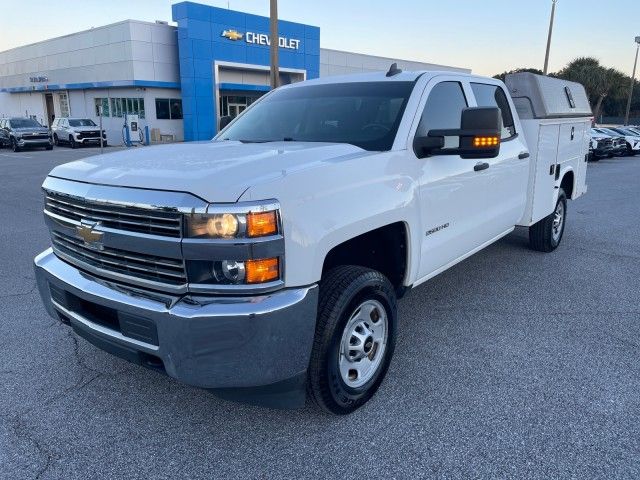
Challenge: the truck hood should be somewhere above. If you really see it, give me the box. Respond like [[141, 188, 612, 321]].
[[48, 140, 373, 202]]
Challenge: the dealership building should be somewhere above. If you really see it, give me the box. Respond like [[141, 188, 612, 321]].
[[0, 1, 468, 143]]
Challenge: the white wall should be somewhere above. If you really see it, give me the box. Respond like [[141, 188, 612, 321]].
[[75, 86, 184, 145], [0, 20, 178, 90], [319, 48, 469, 77], [0, 91, 47, 125]]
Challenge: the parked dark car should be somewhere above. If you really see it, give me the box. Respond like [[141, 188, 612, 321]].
[[592, 128, 626, 156], [0, 117, 53, 152]]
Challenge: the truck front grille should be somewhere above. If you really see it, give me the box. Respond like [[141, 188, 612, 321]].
[[45, 192, 182, 238], [78, 131, 101, 139], [23, 133, 49, 140], [51, 231, 187, 287]]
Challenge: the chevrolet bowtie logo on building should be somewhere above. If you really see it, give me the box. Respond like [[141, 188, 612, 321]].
[[76, 220, 104, 250], [221, 29, 243, 41]]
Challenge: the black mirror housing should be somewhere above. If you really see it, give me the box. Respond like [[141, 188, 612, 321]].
[[219, 115, 233, 130], [414, 107, 502, 159]]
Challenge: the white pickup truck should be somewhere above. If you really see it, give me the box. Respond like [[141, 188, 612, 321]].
[[35, 69, 591, 414]]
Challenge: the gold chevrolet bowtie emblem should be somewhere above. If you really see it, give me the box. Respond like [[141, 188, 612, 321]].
[[221, 29, 243, 41], [76, 220, 104, 250]]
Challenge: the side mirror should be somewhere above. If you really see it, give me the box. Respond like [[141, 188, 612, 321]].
[[413, 107, 501, 159], [219, 115, 233, 130]]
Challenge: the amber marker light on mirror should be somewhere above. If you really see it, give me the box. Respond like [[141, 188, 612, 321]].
[[247, 211, 278, 237], [473, 136, 500, 148], [245, 257, 280, 283]]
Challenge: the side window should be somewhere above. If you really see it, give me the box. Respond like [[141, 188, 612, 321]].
[[471, 83, 516, 139], [416, 81, 468, 148]]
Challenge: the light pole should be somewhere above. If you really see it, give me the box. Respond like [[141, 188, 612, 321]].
[[269, 0, 280, 89], [623, 36, 640, 125], [543, 0, 557, 75]]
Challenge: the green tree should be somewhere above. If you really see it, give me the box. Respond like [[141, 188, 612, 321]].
[[493, 68, 543, 83], [554, 57, 628, 120]]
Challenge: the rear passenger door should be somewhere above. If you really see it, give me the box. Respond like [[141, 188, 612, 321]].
[[469, 82, 529, 237]]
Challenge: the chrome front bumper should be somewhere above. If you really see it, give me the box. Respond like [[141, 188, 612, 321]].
[[35, 249, 318, 398]]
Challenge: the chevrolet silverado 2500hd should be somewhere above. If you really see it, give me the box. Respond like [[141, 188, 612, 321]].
[[35, 69, 590, 414]]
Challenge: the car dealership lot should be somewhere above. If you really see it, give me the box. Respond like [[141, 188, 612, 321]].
[[1, 149, 639, 479]]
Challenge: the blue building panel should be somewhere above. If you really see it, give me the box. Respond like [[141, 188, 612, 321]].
[[172, 1, 320, 140]]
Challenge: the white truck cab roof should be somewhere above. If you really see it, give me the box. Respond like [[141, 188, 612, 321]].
[[281, 69, 495, 88]]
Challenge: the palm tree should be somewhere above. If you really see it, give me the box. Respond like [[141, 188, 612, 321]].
[[556, 58, 628, 120]]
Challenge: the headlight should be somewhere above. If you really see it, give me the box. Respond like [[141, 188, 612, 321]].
[[186, 209, 278, 238], [187, 257, 281, 285]]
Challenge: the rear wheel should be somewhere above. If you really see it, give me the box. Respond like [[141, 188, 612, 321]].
[[53, 134, 59, 146], [308, 265, 397, 415], [529, 189, 567, 252]]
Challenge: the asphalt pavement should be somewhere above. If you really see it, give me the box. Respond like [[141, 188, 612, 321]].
[[1, 146, 639, 479]]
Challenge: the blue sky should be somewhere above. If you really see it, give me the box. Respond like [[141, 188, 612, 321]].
[[1, 0, 639, 76]]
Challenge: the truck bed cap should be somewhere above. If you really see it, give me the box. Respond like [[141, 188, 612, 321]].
[[505, 72, 592, 119]]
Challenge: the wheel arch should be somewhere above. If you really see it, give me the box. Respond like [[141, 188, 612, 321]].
[[559, 168, 575, 199], [320, 221, 412, 296]]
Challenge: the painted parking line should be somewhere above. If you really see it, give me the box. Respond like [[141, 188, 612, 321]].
[[0, 153, 33, 158]]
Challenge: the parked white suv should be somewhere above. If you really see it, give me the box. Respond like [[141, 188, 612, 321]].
[[35, 70, 590, 414], [51, 118, 106, 148]]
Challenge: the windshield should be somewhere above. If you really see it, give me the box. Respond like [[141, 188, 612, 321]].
[[68, 119, 97, 127], [218, 82, 415, 151], [616, 127, 639, 136], [9, 118, 41, 128]]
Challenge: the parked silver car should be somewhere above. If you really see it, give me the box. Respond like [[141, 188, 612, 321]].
[[51, 118, 106, 148]]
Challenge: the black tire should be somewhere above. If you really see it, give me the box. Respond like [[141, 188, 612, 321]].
[[69, 136, 77, 149], [11, 137, 20, 152], [308, 265, 397, 415], [529, 189, 567, 252], [45, 144, 53, 150], [53, 134, 59, 146]]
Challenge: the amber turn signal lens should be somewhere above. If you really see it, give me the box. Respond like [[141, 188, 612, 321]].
[[247, 211, 278, 237], [245, 257, 280, 284], [473, 136, 500, 147]]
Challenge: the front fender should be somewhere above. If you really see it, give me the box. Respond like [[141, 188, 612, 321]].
[[239, 150, 423, 287]]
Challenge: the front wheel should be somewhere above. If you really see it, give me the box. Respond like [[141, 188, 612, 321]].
[[53, 134, 59, 146], [69, 136, 77, 149], [529, 189, 567, 252], [11, 137, 20, 152], [308, 265, 397, 415]]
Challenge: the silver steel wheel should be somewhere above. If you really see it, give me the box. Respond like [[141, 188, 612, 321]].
[[552, 200, 565, 242], [338, 299, 388, 389]]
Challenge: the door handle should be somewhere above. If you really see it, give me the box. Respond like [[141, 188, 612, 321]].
[[518, 151, 530, 159], [474, 162, 490, 172]]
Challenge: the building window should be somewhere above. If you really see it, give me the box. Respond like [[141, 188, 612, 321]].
[[95, 97, 145, 119], [59, 93, 70, 117], [94, 98, 110, 117], [155, 98, 183, 120]]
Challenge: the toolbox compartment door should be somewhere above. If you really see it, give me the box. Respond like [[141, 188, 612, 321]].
[[530, 123, 560, 224]]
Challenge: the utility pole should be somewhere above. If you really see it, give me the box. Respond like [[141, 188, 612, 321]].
[[543, 0, 557, 75], [623, 36, 640, 125], [269, 0, 280, 89]]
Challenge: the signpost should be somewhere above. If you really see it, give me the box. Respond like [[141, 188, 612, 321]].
[[269, 0, 279, 89], [98, 105, 104, 154]]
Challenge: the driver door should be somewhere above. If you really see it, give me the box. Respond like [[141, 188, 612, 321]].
[[412, 79, 496, 280]]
